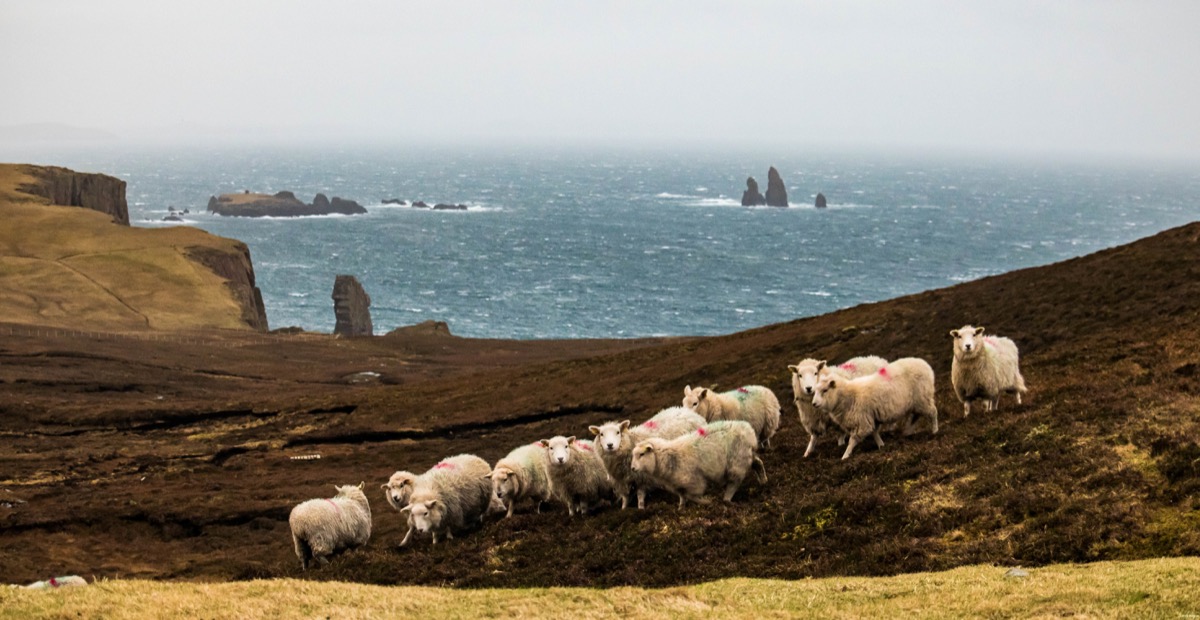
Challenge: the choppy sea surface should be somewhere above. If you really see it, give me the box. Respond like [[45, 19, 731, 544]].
[[5, 146, 1198, 338]]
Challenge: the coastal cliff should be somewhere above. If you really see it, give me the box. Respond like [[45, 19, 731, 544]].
[[0, 164, 268, 331]]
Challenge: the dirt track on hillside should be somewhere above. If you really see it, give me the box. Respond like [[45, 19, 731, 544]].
[[3, 224, 1200, 586]]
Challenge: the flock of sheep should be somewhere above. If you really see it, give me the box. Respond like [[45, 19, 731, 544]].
[[288, 324, 1028, 570]]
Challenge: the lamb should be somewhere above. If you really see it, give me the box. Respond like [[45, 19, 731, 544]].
[[682, 384, 781, 448], [288, 482, 372, 570], [486, 443, 555, 518], [380, 470, 418, 512], [588, 406, 706, 509], [396, 454, 494, 546], [629, 420, 767, 507], [788, 356, 889, 457], [538, 436, 612, 516], [950, 325, 1028, 417], [812, 357, 939, 460]]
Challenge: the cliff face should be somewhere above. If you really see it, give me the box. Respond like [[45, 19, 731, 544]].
[[19, 165, 130, 225], [0, 164, 269, 332]]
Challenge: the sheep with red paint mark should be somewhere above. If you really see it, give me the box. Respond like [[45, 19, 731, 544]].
[[397, 454, 494, 546], [812, 357, 939, 460], [588, 406, 706, 510], [629, 420, 766, 508], [538, 436, 612, 516], [950, 325, 1028, 417], [682, 384, 781, 448], [289, 482, 372, 570], [788, 356, 889, 457], [486, 443, 555, 518]]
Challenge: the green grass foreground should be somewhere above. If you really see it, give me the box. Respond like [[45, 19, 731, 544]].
[[3, 558, 1199, 619]]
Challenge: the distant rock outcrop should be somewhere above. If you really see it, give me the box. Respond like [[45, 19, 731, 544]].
[[741, 177, 766, 206], [765, 167, 788, 207], [386, 320, 453, 337], [815, 193, 827, 209], [332, 275, 372, 337], [19, 165, 129, 225], [433, 203, 468, 211], [207, 192, 366, 217], [382, 198, 405, 205]]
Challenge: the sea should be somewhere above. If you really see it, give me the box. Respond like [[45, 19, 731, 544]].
[[4, 145, 1198, 339]]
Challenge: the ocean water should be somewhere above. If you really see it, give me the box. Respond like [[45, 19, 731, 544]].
[[5, 146, 1198, 339]]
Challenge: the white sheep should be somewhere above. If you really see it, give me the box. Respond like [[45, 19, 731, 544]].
[[380, 470, 418, 512], [588, 406, 706, 509], [950, 325, 1028, 417], [812, 357, 939, 460], [788, 356, 889, 457], [538, 436, 612, 516], [682, 384, 781, 448], [397, 454, 494, 546], [630, 420, 766, 507], [289, 482, 372, 570], [486, 443, 555, 518]]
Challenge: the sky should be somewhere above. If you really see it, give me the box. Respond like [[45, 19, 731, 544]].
[[2, 1, 1199, 161]]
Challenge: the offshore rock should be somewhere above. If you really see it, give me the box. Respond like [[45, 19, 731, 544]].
[[765, 166, 788, 207], [332, 275, 373, 337], [207, 192, 366, 217], [815, 192, 827, 209], [741, 176, 766, 206]]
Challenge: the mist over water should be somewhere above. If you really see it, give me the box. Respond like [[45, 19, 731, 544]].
[[8, 146, 1198, 338]]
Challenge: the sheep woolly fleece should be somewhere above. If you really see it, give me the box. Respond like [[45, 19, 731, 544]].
[[488, 443, 554, 518], [589, 406, 705, 509], [950, 325, 1028, 417], [289, 483, 371, 570], [813, 357, 939, 460], [630, 420, 766, 506], [788, 356, 888, 457], [682, 384, 781, 447], [398, 454, 494, 546]]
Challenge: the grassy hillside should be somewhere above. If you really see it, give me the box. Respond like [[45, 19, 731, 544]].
[[2, 558, 1198, 619], [0, 164, 260, 331]]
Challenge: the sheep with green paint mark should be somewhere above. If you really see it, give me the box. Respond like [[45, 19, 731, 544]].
[[682, 384, 781, 448], [788, 356, 888, 457], [812, 357, 939, 460], [950, 325, 1028, 417], [630, 420, 767, 508], [588, 406, 706, 510], [486, 443, 554, 518], [538, 436, 612, 517], [398, 454, 494, 546], [289, 483, 371, 570]]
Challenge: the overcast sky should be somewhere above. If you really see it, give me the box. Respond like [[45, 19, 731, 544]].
[[2, 1, 1198, 160]]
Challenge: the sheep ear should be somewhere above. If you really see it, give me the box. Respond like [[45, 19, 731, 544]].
[[380, 483, 390, 490], [949, 329, 959, 338], [787, 364, 800, 374], [684, 385, 692, 396], [828, 379, 837, 389], [357, 481, 365, 490], [698, 388, 709, 400], [588, 425, 601, 436], [620, 420, 631, 431], [332, 485, 340, 493], [401, 504, 413, 513], [976, 326, 985, 334], [484, 471, 494, 479], [537, 439, 549, 448], [425, 499, 439, 509], [817, 360, 827, 371], [567, 436, 577, 444]]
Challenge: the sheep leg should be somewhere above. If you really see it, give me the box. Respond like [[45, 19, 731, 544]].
[[962, 401, 971, 417], [505, 499, 514, 519], [989, 398, 999, 412], [723, 474, 746, 503], [619, 492, 629, 510], [928, 408, 939, 434], [535, 500, 543, 514], [842, 435, 861, 460], [1016, 392, 1023, 405], [676, 491, 688, 509], [872, 430, 885, 449], [399, 524, 414, 547], [803, 435, 817, 458], [752, 456, 768, 484], [837, 433, 847, 446], [578, 500, 589, 516], [432, 532, 439, 545], [636, 488, 647, 510], [446, 529, 454, 541]]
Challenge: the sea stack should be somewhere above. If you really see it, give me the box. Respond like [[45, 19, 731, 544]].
[[741, 177, 766, 206], [764, 166, 788, 207], [815, 193, 827, 209], [332, 275, 373, 337]]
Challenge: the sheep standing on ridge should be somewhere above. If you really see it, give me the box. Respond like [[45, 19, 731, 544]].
[[812, 357, 939, 460], [289, 483, 371, 570], [397, 454, 494, 546], [588, 406, 706, 509], [682, 384, 781, 448], [630, 420, 766, 507], [539, 436, 612, 516], [487, 443, 555, 518], [788, 356, 888, 457], [950, 325, 1028, 417]]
